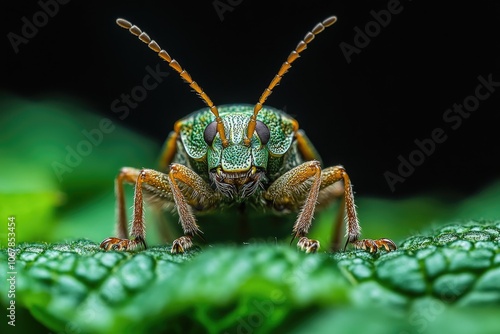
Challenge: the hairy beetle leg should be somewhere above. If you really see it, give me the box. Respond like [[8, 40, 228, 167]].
[[100, 236, 146, 251], [114, 167, 143, 239], [351, 238, 397, 253], [266, 161, 322, 253], [318, 166, 398, 253], [171, 235, 193, 254], [101, 164, 217, 253], [297, 237, 320, 253]]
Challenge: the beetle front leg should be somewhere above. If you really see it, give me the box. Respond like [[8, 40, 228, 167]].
[[166, 163, 219, 253], [264, 160, 322, 253], [100, 167, 157, 251], [101, 167, 180, 251], [100, 165, 217, 253], [319, 166, 397, 253], [113, 167, 142, 239]]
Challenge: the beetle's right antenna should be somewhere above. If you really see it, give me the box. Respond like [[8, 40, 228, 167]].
[[244, 16, 337, 146], [116, 18, 229, 147]]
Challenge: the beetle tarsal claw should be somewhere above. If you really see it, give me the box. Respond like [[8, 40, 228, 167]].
[[352, 238, 397, 253], [100, 237, 145, 251], [171, 236, 193, 254], [297, 237, 320, 253]]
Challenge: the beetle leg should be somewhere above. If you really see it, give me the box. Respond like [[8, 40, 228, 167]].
[[102, 167, 179, 251], [101, 167, 161, 251], [100, 165, 218, 253], [171, 235, 193, 253], [112, 167, 141, 239], [294, 129, 323, 163], [167, 163, 219, 253], [100, 167, 149, 251], [318, 166, 397, 253], [264, 160, 322, 253], [158, 130, 179, 171]]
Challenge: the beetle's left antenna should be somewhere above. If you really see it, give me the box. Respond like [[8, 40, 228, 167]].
[[116, 18, 229, 147], [244, 16, 337, 146]]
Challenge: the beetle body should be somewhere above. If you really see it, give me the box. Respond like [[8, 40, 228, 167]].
[[100, 17, 397, 254]]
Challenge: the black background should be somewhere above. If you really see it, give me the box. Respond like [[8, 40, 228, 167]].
[[2, 0, 500, 198]]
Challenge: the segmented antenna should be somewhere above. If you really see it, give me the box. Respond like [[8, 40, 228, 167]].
[[244, 16, 337, 146], [116, 18, 229, 147]]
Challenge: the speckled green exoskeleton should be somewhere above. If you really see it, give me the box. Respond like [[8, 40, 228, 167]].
[[100, 17, 397, 254]]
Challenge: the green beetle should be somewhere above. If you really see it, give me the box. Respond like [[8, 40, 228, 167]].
[[101, 17, 396, 254]]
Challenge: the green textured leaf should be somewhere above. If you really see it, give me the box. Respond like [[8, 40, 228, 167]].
[[2, 97, 500, 333], [336, 221, 500, 308], [1, 221, 500, 334]]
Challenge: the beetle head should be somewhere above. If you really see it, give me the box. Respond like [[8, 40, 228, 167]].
[[204, 113, 270, 198]]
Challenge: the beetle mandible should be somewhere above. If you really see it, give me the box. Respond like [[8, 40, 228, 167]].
[[100, 16, 397, 254]]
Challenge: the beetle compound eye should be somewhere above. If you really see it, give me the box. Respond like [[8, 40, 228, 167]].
[[255, 121, 270, 145], [204, 121, 218, 146]]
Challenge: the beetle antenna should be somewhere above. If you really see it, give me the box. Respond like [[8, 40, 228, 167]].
[[244, 16, 337, 146], [116, 18, 229, 147]]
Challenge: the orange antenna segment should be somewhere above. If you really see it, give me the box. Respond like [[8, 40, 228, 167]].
[[116, 18, 229, 147], [244, 16, 337, 146]]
